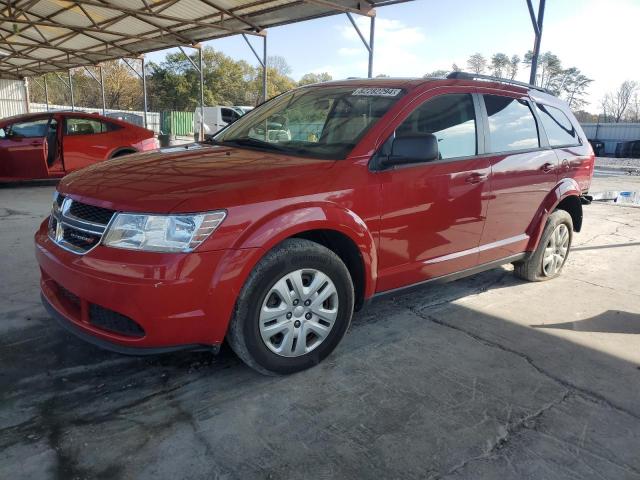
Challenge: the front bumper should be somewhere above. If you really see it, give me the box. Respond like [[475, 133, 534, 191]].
[[35, 220, 262, 353]]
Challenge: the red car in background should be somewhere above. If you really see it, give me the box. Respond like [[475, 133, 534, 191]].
[[0, 111, 158, 181]]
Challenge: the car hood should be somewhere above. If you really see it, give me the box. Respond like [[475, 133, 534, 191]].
[[58, 143, 337, 213]]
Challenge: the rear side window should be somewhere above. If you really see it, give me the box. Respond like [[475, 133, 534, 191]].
[[395, 93, 477, 159], [65, 118, 108, 135], [8, 118, 49, 138], [484, 95, 539, 152], [536, 104, 580, 147]]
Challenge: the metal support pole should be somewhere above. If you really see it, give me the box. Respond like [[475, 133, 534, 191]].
[[527, 0, 546, 85], [141, 57, 148, 129], [99, 66, 106, 115], [198, 48, 204, 141], [242, 33, 268, 103], [368, 16, 375, 78], [68, 70, 75, 111], [346, 12, 375, 78], [262, 35, 267, 102], [44, 76, 49, 111], [23, 78, 30, 113]]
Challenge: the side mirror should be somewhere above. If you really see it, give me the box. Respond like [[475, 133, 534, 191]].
[[381, 133, 439, 168]]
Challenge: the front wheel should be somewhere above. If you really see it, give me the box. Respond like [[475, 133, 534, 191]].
[[514, 209, 573, 282], [227, 239, 354, 375]]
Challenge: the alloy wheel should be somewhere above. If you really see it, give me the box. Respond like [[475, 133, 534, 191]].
[[542, 223, 569, 276]]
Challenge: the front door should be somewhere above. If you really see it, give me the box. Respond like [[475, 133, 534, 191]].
[[477, 92, 558, 264], [376, 92, 491, 293], [0, 117, 51, 180]]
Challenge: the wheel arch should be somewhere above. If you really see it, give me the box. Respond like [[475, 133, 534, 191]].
[[231, 203, 378, 304], [527, 177, 583, 251], [109, 147, 137, 159]]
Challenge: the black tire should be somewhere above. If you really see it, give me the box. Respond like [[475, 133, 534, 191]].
[[514, 209, 573, 282], [227, 238, 355, 375]]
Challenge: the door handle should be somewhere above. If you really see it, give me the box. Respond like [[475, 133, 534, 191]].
[[541, 162, 554, 173], [465, 172, 488, 184]]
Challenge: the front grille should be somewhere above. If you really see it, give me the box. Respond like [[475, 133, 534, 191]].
[[89, 304, 145, 338], [58, 284, 80, 310], [68, 202, 114, 225], [62, 228, 101, 250], [49, 198, 115, 254]]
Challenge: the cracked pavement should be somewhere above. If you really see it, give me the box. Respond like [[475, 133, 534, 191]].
[[1, 176, 639, 480]]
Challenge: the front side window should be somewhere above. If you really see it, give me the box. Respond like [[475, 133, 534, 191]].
[[394, 94, 477, 160], [536, 104, 580, 147], [8, 118, 50, 138], [484, 95, 539, 152], [65, 118, 107, 135], [215, 86, 405, 159]]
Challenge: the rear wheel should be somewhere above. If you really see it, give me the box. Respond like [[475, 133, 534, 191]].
[[514, 210, 573, 282], [227, 238, 354, 375]]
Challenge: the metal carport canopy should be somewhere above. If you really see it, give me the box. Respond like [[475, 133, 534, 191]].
[[0, 0, 410, 79]]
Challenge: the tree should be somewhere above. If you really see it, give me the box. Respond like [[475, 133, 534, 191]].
[[508, 55, 520, 80], [490, 53, 510, 77], [601, 80, 638, 122], [29, 60, 142, 110], [423, 70, 448, 78], [466, 53, 487, 74], [560, 68, 593, 110], [524, 51, 563, 90], [451, 63, 460, 72], [298, 72, 333, 86]]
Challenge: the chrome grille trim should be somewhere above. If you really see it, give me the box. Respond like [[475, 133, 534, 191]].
[[48, 197, 115, 255]]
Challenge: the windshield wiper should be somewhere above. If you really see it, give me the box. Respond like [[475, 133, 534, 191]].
[[221, 137, 286, 151]]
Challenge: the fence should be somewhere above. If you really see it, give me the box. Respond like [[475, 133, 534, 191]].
[[29, 103, 162, 134], [0, 79, 26, 118], [160, 111, 194, 136], [580, 123, 640, 156]]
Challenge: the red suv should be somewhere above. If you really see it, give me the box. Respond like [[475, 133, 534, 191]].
[[35, 74, 594, 374], [1, 111, 158, 181]]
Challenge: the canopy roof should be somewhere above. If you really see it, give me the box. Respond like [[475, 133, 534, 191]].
[[0, 0, 408, 79]]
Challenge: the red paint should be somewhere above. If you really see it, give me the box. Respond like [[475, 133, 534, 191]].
[[35, 78, 594, 352], [1, 111, 157, 181]]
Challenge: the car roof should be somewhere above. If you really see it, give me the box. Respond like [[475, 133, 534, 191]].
[[301, 76, 550, 98], [0, 110, 146, 129]]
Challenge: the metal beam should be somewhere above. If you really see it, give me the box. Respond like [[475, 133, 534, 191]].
[[305, 0, 375, 17], [142, 58, 148, 129], [346, 12, 376, 78], [263, 35, 267, 102], [242, 32, 268, 101], [527, 0, 546, 85], [100, 66, 106, 115], [44, 75, 49, 111], [68, 70, 74, 111], [198, 48, 204, 141]]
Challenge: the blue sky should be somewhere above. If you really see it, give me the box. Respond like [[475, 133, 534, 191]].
[[146, 0, 640, 113]]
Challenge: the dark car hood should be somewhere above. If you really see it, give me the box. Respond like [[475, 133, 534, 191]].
[[58, 144, 337, 213]]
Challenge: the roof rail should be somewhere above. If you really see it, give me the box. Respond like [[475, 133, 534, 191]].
[[446, 71, 553, 95]]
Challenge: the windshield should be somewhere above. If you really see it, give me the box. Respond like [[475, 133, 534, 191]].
[[213, 86, 405, 159]]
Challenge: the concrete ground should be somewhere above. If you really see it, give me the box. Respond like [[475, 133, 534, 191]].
[[1, 175, 639, 480]]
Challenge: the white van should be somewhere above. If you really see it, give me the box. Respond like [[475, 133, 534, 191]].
[[194, 106, 244, 140]]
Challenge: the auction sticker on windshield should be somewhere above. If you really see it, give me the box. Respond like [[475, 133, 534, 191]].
[[352, 88, 402, 97]]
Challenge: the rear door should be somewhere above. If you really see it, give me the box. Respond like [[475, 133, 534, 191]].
[[477, 92, 558, 264], [376, 90, 492, 292], [62, 116, 118, 171], [534, 102, 593, 193], [0, 117, 51, 179]]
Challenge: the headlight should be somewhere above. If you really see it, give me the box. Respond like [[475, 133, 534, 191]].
[[103, 211, 226, 253]]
